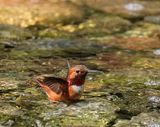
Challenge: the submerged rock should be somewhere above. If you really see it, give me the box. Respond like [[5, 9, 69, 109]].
[[39, 98, 119, 127], [114, 112, 160, 127], [124, 3, 144, 12]]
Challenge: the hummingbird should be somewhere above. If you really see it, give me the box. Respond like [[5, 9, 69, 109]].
[[35, 61, 98, 102]]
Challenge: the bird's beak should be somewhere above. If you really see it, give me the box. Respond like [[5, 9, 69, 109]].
[[67, 60, 71, 69], [87, 69, 103, 73]]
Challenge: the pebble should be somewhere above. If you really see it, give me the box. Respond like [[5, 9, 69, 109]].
[[144, 80, 160, 86], [124, 3, 144, 12], [153, 49, 160, 56]]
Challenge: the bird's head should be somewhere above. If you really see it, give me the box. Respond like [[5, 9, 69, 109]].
[[67, 65, 88, 85]]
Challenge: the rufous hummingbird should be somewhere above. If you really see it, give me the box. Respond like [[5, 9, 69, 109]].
[[35, 61, 98, 102]]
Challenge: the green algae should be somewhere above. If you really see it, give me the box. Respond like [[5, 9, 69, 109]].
[[38, 99, 119, 127], [0, 1, 160, 127], [96, 68, 160, 90]]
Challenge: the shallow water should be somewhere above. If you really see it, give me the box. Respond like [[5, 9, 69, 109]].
[[0, 0, 160, 127]]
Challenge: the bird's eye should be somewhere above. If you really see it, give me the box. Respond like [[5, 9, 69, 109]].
[[76, 70, 80, 73]]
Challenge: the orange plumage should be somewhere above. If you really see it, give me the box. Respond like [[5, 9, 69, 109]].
[[35, 65, 88, 102]]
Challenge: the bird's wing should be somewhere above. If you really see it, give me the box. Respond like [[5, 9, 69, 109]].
[[36, 76, 68, 94]]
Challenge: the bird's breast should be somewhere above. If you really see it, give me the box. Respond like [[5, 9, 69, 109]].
[[68, 85, 84, 100], [70, 85, 84, 93]]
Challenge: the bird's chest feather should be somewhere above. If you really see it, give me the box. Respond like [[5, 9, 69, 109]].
[[69, 84, 84, 98], [68, 85, 84, 100], [70, 85, 84, 93]]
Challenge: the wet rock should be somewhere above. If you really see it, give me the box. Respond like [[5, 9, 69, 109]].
[[31, 38, 102, 51], [0, 2, 160, 127], [1, 39, 104, 59], [39, 99, 119, 126], [114, 112, 160, 127], [148, 96, 160, 108]]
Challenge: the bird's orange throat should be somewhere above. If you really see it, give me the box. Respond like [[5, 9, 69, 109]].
[[68, 78, 85, 86]]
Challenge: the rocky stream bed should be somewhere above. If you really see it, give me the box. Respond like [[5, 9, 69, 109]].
[[0, 0, 160, 127]]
